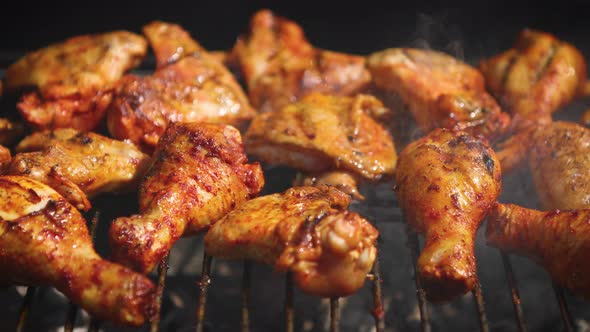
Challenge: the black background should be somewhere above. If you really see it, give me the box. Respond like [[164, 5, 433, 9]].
[[1, 0, 589, 65]]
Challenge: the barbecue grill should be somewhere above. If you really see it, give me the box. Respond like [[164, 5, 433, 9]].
[[1, 1, 590, 331]]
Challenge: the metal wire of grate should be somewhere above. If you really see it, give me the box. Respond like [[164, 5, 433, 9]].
[[10, 210, 582, 332]]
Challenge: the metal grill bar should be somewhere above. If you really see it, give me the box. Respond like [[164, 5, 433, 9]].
[[406, 231, 431, 332], [241, 261, 251, 332], [553, 284, 574, 332], [472, 281, 489, 332], [196, 252, 213, 332], [500, 252, 527, 332], [151, 255, 170, 332], [285, 272, 294, 332], [369, 257, 385, 332], [330, 297, 340, 332], [15, 286, 36, 332], [64, 302, 78, 332]]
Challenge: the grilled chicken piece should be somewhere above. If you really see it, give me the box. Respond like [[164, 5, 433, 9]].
[[110, 123, 264, 273], [205, 185, 377, 297], [394, 128, 502, 302], [480, 29, 587, 131], [294, 170, 364, 201], [231, 9, 371, 113], [487, 204, 590, 299], [0, 176, 155, 326], [107, 22, 255, 153], [245, 93, 396, 196], [0, 145, 10, 174], [4, 31, 147, 131], [6, 129, 149, 211], [367, 48, 511, 143], [500, 122, 590, 209]]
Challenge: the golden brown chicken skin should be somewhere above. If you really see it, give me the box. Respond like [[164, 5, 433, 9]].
[[528, 122, 590, 210], [231, 9, 371, 113], [480, 29, 587, 131], [0, 176, 155, 326], [245, 93, 396, 183], [394, 128, 502, 302], [6, 129, 150, 211], [487, 204, 590, 299], [205, 185, 377, 297], [110, 123, 264, 273], [5, 31, 147, 131], [294, 170, 364, 200], [107, 22, 255, 153], [368, 48, 511, 143]]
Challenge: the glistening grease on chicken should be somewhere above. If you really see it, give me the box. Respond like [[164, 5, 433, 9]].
[[107, 21, 255, 153], [6, 129, 150, 211], [487, 204, 590, 300], [0, 146, 10, 174], [480, 29, 587, 132], [0, 176, 155, 326], [110, 123, 264, 273], [5, 31, 147, 131], [231, 9, 371, 113], [368, 48, 511, 143], [205, 185, 378, 297], [245, 93, 396, 197], [394, 128, 502, 302]]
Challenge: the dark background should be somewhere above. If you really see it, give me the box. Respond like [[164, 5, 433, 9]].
[[1, 0, 589, 65]]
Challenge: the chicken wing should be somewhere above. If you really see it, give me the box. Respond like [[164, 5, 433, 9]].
[[109, 123, 264, 273], [394, 128, 502, 302], [6, 129, 150, 211], [294, 170, 364, 201], [205, 185, 377, 297], [480, 29, 587, 131], [0, 176, 155, 326], [367, 48, 510, 143], [231, 9, 371, 113], [245, 93, 396, 193], [487, 204, 590, 299], [510, 121, 590, 209], [5, 31, 147, 131], [107, 22, 255, 153]]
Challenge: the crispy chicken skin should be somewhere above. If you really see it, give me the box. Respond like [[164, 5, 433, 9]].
[[108, 22, 255, 153], [498, 122, 590, 209], [205, 185, 377, 297], [0, 145, 10, 174], [0, 176, 155, 326], [245, 93, 396, 182], [231, 9, 371, 113], [394, 128, 502, 302], [367, 48, 511, 143], [6, 129, 150, 211], [487, 204, 590, 299], [294, 170, 364, 201], [5, 31, 147, 131], [480, 29, 587, 131], [110, 123, 264, 273]]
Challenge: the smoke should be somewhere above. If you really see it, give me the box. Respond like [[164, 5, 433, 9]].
[[408, 12, 465, 61]]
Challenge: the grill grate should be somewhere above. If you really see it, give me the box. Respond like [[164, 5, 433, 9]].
[[241, 261, 252, 332], [501, 252, 528, 332], [10, 205, 584, 332]]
